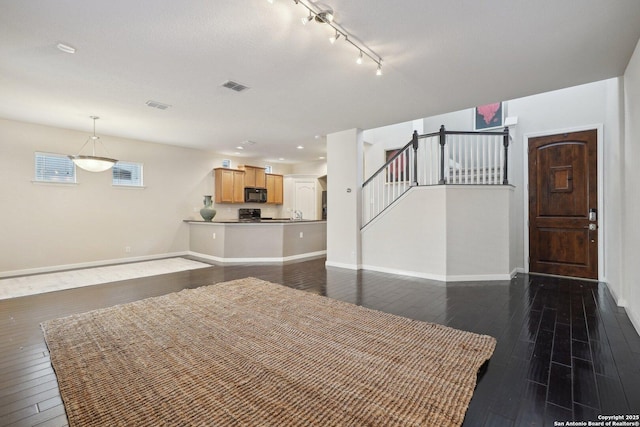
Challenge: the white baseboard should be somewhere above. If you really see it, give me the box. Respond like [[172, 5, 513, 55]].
[[625, 306, 640, 338], [359, 264, 514, 282], [604, 281, 625, 307], [188, 250, 326, 264], [445, 273, 515, 282], [0, 251, 190, 278], [360, 264, 446, 281], [325, 261, 361, 270]]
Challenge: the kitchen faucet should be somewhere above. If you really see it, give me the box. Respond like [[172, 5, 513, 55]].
[[292, 210, 303, 220]]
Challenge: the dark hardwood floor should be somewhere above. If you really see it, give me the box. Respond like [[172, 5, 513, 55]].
[[1, 257, 639, 426]]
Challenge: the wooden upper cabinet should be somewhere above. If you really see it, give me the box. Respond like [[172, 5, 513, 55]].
[[214, 168, 245, 204], [239, 165, 266, 188], [266, 173, 283, 205]]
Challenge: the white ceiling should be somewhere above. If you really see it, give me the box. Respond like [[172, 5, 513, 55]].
[[1, 0, 639, 163]]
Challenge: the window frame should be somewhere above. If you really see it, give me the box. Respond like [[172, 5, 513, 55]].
[[112, 161, 144, 188], [33, 151, 77, 184]]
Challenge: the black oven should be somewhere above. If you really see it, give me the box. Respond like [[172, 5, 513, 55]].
[[238, 208, 261, 222], [244, 187, 267, 203]]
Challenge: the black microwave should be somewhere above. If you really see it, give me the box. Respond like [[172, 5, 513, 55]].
[[245, 187, 267, 203]]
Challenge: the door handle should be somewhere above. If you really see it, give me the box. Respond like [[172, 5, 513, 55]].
[[583, 223, 597, 231]]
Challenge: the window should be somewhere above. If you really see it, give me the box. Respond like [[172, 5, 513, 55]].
[[34, 152, 76, 183], [265, 165, 273, 174], [112, 161, 143, 187]]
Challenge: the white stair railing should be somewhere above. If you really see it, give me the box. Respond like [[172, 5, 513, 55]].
[[362, 126, 510, 227]]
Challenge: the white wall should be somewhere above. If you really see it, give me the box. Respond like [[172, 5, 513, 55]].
[[362, 187, 446, 279], [362, 119, 423, 179], [423, 109, 474, 133], [0, 118, 287, 274], [290, 160, 326, 177], [446, 186, 513, 279], [623, 39, 640, 331], [326, 128, 363, 269], [362, 186, 513, 281]]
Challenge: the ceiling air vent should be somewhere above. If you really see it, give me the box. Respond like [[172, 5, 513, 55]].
[[221, 80, 250, 92], [145, 100, 171, 110]]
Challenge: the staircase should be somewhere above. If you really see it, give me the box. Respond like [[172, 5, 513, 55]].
[[362, 125, 510, 227]]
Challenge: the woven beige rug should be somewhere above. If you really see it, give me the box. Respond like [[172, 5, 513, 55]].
[[42, 277, 496, 426]]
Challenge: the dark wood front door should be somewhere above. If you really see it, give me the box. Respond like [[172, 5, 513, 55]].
[[528, 130, 598, 279]]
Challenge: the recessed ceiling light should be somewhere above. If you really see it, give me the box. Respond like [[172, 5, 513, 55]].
[[297, 145, 304, 149], [279, 158, 285, 161], [315, 135, 321, 139], [319, 156, 326, 160], [236, 146, 244, 150], [56, 43, 76, 54]]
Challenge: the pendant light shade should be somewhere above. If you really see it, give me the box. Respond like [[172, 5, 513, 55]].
[[69, 116, 118, 172]]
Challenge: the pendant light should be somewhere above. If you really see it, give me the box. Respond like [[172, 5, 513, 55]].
[[69, 116, 118, 172]]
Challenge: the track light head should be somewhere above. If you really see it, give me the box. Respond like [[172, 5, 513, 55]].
[[301, 12, 313, 25], [356, 51, 363, 64], [376, 63, 383, 76], [329, 31, 341, 44]]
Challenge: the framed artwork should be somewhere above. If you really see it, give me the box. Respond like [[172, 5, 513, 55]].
[[474, 102, 504, 130], [385, 149, 409, 182]]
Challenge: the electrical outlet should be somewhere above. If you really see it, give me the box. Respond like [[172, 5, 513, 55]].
[[299, 232, 303, 238], [125, 246, 131, 253]]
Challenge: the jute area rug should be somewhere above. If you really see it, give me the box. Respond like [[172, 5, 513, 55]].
[[42, 277, 496, 426]]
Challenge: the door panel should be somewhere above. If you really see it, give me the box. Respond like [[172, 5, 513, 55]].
[[528, 130, 597, 279], [294, 182, 316, 220]]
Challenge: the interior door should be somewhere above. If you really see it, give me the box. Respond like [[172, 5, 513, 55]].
[[528, 129, 598, 279], [294, 182, 316, 220]]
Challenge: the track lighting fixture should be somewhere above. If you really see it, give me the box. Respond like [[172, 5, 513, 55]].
[[268, 0, 383, 76]]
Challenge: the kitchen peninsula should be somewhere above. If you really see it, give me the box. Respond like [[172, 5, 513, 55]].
[[186, 220, 326, 263]]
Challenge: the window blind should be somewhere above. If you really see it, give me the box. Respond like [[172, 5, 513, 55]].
[[113, 161, 143, 187], [34, 152, 76, 183]]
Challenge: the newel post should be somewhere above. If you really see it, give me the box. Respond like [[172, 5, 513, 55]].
[[411, 130, 419, 186], [438, 125, 446, 184], [502, 126, 509, 185]]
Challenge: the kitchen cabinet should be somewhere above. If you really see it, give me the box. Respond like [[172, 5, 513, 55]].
[[214, 168, 245, 203], [240, 165, 266, 188], [266, 173, 284, 205]]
